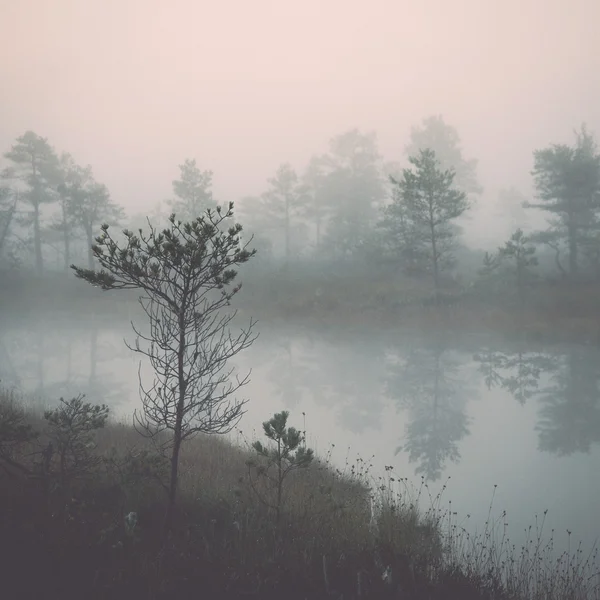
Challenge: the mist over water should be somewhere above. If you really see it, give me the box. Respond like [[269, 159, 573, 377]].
[[3, 310, 599, 556], [2, 1, 600, 597]]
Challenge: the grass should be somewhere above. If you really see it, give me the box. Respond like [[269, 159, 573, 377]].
[[1, 389, 599, 600], [3, 266, 600, 344]]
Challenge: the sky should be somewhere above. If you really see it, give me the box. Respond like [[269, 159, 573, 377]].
[[1, 0, 599, 244]]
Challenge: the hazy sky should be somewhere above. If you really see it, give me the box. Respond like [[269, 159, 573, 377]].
[[1, 0, 599, 237]]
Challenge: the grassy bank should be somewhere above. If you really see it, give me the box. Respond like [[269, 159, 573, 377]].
[[1, 389, 598, 600], [2, 267, 600, 344], [237, 269, 600, 345]]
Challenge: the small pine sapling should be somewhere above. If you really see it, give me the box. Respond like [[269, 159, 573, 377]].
[[247, 410, 314, 526]]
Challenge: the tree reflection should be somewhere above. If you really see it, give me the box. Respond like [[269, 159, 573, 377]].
[[386, 338, 471, 481], [322, 336, 387, 433], [263, 329, 388, 434], [266, 336, 311, 409], [473, 345, 557, 405], [536, 347, 600, 455]]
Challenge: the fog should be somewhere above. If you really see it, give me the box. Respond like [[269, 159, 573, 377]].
[[2, 2, 600, 595], [2, 0, 599, 246]]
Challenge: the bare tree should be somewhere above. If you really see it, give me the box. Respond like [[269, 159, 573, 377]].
[[72, 203, 257, 531]]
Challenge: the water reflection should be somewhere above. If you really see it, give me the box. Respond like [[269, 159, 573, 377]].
[[0, 316, 131, 410], [266, 336, 315, 410], [318, 332, 387, 433], [537, 347, 600, 456], [3, 317, 600, 468], [2, 315, 600, 550], [473, 344, 557, 406], [386, 337, 472, 481]]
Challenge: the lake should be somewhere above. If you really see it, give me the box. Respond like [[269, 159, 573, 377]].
[[2, 311, 599, 558]]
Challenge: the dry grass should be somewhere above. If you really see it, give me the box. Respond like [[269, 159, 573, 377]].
[[2, 388, 599, 599]]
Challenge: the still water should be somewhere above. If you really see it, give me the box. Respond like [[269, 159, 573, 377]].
[[2, 312, 599, 556]]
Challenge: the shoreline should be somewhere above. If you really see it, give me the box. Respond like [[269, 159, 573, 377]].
[[1, 391, 598, 599]]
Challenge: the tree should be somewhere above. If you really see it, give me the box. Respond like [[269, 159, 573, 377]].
[[0, 186, 18, 261], [167, 159, 214, 221], [248, 410, 314, 526], [497, 229, 538, 302], [301, 155, 333, 251], [53, 153, 81, 271], [317, 129, 385, 259], [259, 163, 307, 264], [529, 125, 600, 278], [43, 395, 109, 488], [61, 161, 124, 270], [405, 115, 482, 196], [235, 195, 275, 266], [0, 393, 38, 476], [71, 204, 257, 532], [379, 179, 428, 275], [127, 202, 168, 234], [3, 131, 60, 274], [386, 149, 470, 300], [496, 186, 530, 236]]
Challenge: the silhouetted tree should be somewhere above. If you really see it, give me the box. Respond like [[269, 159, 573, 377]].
[[497, 229, 538, 302], [301, 155, 333, 251], [496, 187, 530, 237], [249, 410, 314, 526], [60, 161, 123, 270], [52, 153, 82, 270], [385, 149, 470, 300], [0, 186, 17, 261], [379, 175, 427, 275], [167, 158, 214, 221], [72, 204, 257, 532], [3, 131, 60, 273], [127, 202, 168, 234], [528, 125, 600, 278], [405, 115, 482, 196], [259, 163, 307, 264], [319, 129, 385, 259], [235, 195, 275, 266]]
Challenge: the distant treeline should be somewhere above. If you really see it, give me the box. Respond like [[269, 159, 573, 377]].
[[1, 117, 600, 304]]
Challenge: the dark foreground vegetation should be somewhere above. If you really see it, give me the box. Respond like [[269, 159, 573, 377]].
[[1, 389, 598, 600]]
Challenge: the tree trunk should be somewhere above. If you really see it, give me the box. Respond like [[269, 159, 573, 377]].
[[164, 309, 187, 536], [165, 425, 183, 535], [62, 204, 70, 271], [0, 193, 17, 258], [567, 213, 578, 278], [517, 260, 524, 304], [33, 202, 43, 275], [284, 195, 290, 266], [276, 437, 282, 526], [86, 225, 94, 270], [315, 215, 321, 252], [429, 216, 440, 304]]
